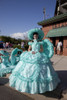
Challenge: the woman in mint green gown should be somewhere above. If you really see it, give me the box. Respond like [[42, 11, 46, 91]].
[[0, 50, 12, 77], [9, 28, 60, 94], [0, 48, 22, 77]]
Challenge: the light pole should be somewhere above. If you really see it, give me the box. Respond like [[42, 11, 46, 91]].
[[57, 0, 61, 15], [43, 8, 45, 20], [0, 30, 1, 34]]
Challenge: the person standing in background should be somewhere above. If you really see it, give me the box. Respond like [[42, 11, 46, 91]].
[[3, 42, 6, 49], [21, 42, 25, 49], [57, 41, 62, 55]]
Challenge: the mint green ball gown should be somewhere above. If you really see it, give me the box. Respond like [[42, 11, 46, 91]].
[[0, 50, 12, 77], [9, 39, 60, 94], [0, 48, 22, 77]]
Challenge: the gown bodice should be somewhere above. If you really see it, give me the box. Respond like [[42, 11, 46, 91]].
[[28, 39, 54, 58], [31, 40, 41, 52]]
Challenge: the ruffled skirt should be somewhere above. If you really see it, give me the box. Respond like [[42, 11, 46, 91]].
[[9, 51, 60, 94]]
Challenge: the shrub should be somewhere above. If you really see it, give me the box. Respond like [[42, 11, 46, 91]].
[[13, 44, 29, 51], [13, 44, 21, 49], [24, 45, 29, 50]]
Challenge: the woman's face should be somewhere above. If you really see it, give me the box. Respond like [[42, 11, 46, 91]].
[[33, 34, 38, 39]]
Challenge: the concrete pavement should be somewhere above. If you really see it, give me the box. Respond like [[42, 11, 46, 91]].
[[51, 55, 67, 71], [0, 55, 67, 100], [0, 85, 33, 100], [51, 55, 67, 100]]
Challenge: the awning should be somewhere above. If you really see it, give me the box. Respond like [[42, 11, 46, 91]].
[[46, 26, 67, 37]]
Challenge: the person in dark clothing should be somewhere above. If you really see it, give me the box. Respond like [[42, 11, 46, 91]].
[[0, 42, 3, 49]]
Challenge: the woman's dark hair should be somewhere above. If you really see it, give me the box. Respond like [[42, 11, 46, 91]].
[[33, 32, 38, 39], [33, 32, 38, 36]]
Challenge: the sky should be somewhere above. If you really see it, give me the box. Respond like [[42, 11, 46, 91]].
[[0, 0, 56, 39]]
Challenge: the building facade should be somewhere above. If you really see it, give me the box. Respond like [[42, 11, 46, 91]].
[[38, 13, 67, 55]]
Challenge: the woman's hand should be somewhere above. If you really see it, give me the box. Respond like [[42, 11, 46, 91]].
[[32, 51, 36, 54]]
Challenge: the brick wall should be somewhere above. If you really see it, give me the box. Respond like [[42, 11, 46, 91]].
[[42, 25, 52, 39], [63, 37, 67, 56]]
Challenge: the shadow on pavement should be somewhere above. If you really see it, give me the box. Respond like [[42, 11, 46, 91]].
[[0, 77, 9, 85], [57, 70, 67, 94], [40, 70, 67, 99], [40, 83, 62, 99]]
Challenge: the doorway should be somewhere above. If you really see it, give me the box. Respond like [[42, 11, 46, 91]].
[[59, 37, 63, 52], [51, 37, 56, 47]]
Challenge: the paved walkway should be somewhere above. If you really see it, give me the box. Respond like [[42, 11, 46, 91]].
[[0, 85, 33, 100], [51, 55, 67, 71], [0, 55, 67, 100]]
